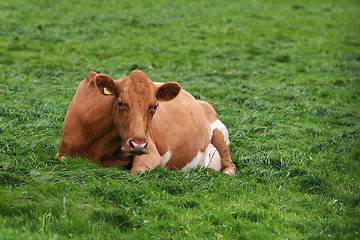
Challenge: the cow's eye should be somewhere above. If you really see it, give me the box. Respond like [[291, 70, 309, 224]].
[[118, 101, 129, 111], [149, 105, 158, 113]]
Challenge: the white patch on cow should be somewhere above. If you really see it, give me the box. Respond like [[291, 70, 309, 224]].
[[161, 151, 172, 168], [181, 144, 221, 171], [207, 144, 221, 171], [182, 150, 205, 171], [224, 169, 235, 175], [210, 120, 230, 146]]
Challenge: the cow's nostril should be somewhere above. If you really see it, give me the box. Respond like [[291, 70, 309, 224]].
[[129, 140, 135, 149], [127, 138, 149, 153]]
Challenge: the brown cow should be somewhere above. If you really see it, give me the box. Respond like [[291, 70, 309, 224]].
[[56, 70, 236, 175]]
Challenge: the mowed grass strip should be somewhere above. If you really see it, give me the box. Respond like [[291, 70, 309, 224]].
[[0, 0, 359, 239]]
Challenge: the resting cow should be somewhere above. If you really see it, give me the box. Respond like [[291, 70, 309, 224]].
[[56, 70, 236, 175]]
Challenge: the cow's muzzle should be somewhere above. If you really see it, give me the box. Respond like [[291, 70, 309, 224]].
[[122, 138, 150, 155]]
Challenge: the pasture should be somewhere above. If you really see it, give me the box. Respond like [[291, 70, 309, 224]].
[[0, 0, 359, 239]]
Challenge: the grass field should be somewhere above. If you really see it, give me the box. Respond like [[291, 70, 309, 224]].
[[0, 0, 359, 239]]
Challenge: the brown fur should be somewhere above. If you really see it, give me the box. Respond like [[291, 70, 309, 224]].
[[56, 70, 236, 175]]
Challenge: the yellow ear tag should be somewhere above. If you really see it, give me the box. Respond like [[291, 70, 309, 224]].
[[103, 87, 112, 95]]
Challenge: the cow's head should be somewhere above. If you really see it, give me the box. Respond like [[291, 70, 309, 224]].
[[93, 70, 181, 155]]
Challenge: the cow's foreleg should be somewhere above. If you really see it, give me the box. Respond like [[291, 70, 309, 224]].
[[99, 158, 132, 167], [99, 148, 133, 167], [130, 140, 163, 173]]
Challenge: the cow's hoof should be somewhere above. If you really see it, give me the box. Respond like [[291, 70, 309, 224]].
[[223, 168, 236, 176]]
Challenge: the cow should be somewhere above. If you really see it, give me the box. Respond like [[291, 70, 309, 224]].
[[56, 70, 236, 175]]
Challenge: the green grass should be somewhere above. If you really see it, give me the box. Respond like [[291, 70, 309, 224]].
[[1, 0, 359, 239]]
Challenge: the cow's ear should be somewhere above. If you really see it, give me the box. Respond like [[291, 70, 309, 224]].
[[94, 74, 117, 96], [156, 82, 181, 101]]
